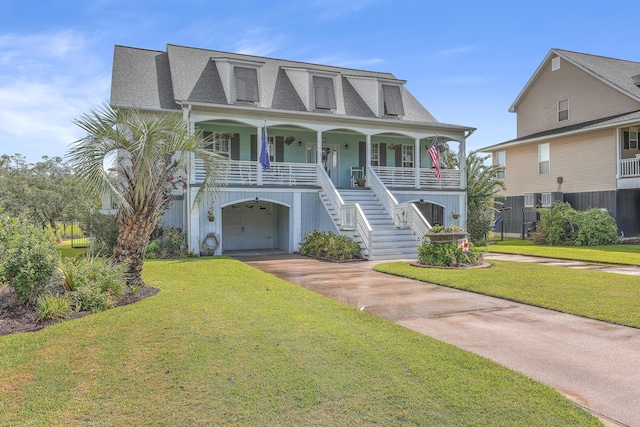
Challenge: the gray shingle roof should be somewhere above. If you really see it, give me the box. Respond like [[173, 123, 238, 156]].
[[110, 43, 447, 126]]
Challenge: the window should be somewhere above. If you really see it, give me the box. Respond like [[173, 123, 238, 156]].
[[402, 145, 414, 168], [313, 76, 336, 110], [371, 143, 380, 166], [204, 132, 231, 158], [558, 99, 568, 121], [234, 67, 259, 103], [538, 143, 550, 175], [382, 85, 404, 116], [624, 129, 639, 150], [495, 150, 506, 179]]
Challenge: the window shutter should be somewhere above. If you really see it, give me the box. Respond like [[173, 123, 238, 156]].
[[314, 76, 336, 109], [235, 67, 259, 102], [276, 136, 284, 162], [250, 134, 257, 161], [230, 133, 240, 160], [395, 145, 402, 167], [380, 143, 387, 166], [359, 141, 366, 168], [382, 85, 404, 116], [624, 132, 630, 150]]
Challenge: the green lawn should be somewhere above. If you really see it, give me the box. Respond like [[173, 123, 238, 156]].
[[485, 239, 640, 265], [0, 258, 600, 426], [375, 260, 640, 328], [56, 241, 88, 259]]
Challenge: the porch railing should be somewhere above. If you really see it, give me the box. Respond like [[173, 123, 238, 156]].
[[620, 158, 640, 178], [372, 166, 462, 189], [194, 160, 318, 186]]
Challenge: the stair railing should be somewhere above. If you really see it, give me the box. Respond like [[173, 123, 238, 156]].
[[317, 166, 372, 258]]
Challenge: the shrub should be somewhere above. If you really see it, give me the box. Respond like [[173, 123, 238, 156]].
[[536, 202, 619, 246], [299, 230, 361, 261], [35, 294, 71, 320], [61, 257, 125, 312], [0, 213, 60, 305], [417, 237, 481, 267], [146, 227, 187, 259]]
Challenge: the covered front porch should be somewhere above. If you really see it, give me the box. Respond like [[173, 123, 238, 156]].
[[191, 117, 467, 191]]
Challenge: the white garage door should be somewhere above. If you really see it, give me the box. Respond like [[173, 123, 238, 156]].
[[222, 202, 273, 250]]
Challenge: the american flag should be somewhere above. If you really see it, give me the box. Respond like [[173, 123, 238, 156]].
[[428, 137, 441, 179]]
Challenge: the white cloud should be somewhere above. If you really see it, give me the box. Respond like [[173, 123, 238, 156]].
[[0, 30, 110, 162], [428, 46, 477, 62], [233, 28, 285, 57]]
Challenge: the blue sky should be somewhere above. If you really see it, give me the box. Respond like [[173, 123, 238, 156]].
[[1, 0, 639, 163]]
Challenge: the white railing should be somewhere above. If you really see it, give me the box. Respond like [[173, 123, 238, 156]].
[[620, 158, 640, 178], [374, 166, 415, 188], [354, 204, 372, 258], [367, 166, 398, 217], [373, 166, 462, 189], [317, 167, 372, 258], [194, 160, 318, 185], [420, 168, 462, 189]]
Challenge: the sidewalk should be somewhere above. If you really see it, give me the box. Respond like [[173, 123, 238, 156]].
[[483, 252, 640, 276], [238, 253, 640, 427]]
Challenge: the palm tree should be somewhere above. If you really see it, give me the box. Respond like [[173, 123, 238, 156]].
[[67, 105, 226, 286]]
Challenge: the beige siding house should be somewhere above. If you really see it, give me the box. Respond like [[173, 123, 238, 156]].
[[481, 48, 640, 237]]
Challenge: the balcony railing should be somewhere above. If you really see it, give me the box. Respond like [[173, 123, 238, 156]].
[[195, 160, 318, 186], [620, 157, 640, 178], [373, 166, 462, 189]]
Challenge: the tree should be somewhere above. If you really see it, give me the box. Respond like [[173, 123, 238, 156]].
[[67, 105, 226, 286], [0, 154, 97, 230], [465, 151, 504, 242]]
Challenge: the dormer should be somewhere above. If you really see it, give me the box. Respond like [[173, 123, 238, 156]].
[[213, 57, 265, 106], [282, 67, 341, 113], [344, 75, 407, 118]]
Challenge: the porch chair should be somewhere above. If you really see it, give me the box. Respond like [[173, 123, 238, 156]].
[[351, 167, 364, 187]]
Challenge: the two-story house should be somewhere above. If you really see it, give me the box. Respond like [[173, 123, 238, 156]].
[[110, 44, 474, 258], [481, 48, 640, 237]]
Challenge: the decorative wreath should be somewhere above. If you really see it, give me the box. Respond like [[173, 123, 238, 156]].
[[200, 232, 220, 256]]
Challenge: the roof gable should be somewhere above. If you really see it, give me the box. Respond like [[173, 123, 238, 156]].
[[509, 48, 640, 113]]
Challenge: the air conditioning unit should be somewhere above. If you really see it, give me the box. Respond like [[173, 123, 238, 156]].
[[541, 192, 563, 207], [524, 193, 541, 208]]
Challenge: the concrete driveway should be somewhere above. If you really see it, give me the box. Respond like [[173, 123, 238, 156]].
[[235, 253, 640, 427]]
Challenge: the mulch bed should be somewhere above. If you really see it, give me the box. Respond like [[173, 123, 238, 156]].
[[409, 261, 493, 269], [0, 285, 159, 337]]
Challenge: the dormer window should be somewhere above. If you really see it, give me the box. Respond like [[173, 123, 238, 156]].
[[234, 66, 259, 103], [313, 76, 336, 110], [382, 85, 404, 116]]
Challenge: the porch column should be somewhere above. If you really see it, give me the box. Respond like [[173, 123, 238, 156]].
[[257, 125, 264, 185], [616, 127, 621, 179], [317, 131, 323, 166], [183, 106, 197, 254], [189, 187, 201, 255], [414, 138, 421, 188], [460, 136, 467, 189], [366, 134, 371, 175]]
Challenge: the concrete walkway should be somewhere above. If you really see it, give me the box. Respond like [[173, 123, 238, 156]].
[[235, 253, 640, 427]]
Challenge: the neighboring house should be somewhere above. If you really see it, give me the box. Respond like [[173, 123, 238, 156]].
[[110, 44, 474, 259], [481, 48, 640, 237]]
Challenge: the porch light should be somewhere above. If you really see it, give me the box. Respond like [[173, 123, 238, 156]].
[[344, 144, 349, 150], [298, 140, 302, 147]]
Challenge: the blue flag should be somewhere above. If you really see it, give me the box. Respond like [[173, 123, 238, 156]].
[[260, 124, 270, 171]]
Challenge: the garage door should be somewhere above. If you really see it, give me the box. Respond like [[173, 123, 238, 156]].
[[222, 202, 273, 250]]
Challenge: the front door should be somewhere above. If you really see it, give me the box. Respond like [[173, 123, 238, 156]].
[[308, 144, 339, 186]]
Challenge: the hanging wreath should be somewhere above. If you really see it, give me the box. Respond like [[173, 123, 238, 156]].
[[200, 232, 220, 256]]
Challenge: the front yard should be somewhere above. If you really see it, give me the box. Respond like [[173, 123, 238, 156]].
[[0, 257, 600, 426]]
